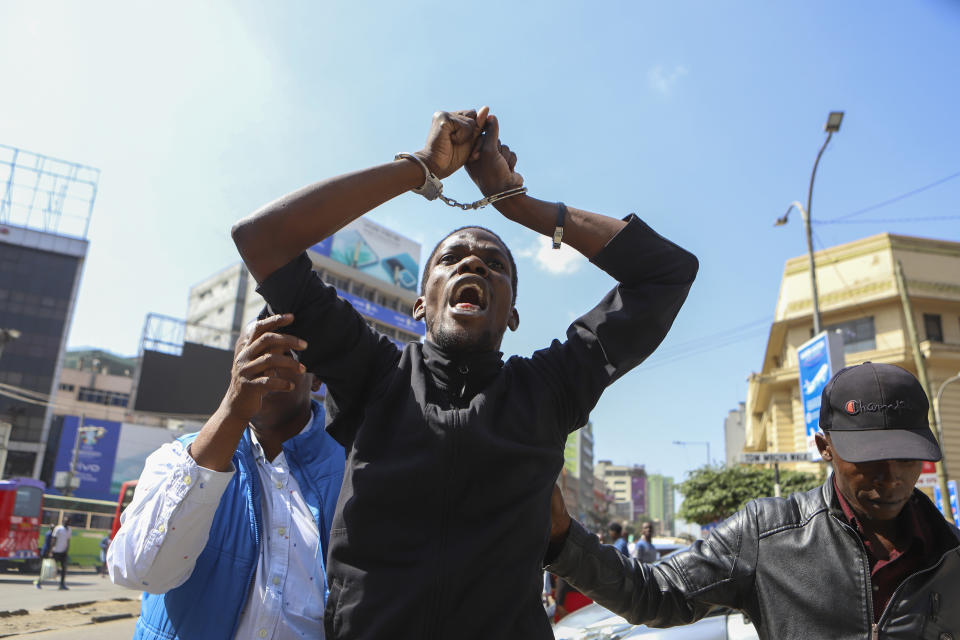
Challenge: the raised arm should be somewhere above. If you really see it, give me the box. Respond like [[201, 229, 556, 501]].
[[545, 486, 753, 629], [465, 115, 627, 259], [233, 108, 489, 283]]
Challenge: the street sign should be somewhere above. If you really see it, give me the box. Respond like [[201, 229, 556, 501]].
[[740, 452, 812, 464], [797, 331, 845, 462]]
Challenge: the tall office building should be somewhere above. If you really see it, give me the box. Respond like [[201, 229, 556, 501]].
[[646, 473, 675, 536], [724, 402, 746, 467], [595, 460, 647, 523], [561, 423, 595, 522], [0, 144, 99, 478]]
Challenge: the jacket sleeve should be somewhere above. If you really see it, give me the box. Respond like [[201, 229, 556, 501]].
[[255, 253, 401, 433], [526, 214, 698, 435], [546, 508, 755, 628], [107, 441, 234, 594]]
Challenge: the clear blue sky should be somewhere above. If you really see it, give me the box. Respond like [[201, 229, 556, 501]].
[[3, 1, 959, 486]]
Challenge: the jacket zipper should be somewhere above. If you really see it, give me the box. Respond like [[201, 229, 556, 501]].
[[832, 517, 876, 635], [834, 513, 958, 638]]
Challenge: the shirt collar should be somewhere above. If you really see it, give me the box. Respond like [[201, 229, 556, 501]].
[[421, 340, 504, 396], [249, 411, 313, 463], [832, 476, 930, 556]]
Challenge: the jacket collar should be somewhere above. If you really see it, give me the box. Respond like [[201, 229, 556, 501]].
[[421, 340, 504, 398]]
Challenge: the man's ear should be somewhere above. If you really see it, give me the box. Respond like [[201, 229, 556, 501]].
[[413, 297, 426, 322], [507, 307, 519, 332], [815, 432, 832, 461]]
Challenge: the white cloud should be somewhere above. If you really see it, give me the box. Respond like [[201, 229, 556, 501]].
[[517, 236, 585, 275], [648, 64, 689, 95]]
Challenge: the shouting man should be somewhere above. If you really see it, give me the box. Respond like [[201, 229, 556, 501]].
[[232, 107, 698, 639]]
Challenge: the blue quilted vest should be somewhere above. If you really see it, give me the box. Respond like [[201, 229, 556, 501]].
[[134, 400, 344, 640]]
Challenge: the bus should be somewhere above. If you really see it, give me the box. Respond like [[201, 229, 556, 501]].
[[40, 493, 120, 567], [111, 479, 138, 539], [0, 477, 45, 573]]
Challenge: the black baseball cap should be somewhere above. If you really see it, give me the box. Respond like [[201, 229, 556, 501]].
[[819, 362, 941, 463]]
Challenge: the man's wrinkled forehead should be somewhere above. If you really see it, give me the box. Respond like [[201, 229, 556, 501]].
[[434, 229, 510, 266]]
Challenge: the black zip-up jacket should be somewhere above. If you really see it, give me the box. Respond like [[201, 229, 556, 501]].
[[257, 215, 698, 639], [546, 479, 960, 639]]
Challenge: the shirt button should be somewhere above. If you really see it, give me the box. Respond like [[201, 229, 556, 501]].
[[273, 576, 280, 585], [275, 481, 282, 489], [258, 630, 267, 638], [278, 527, 286, 536], [157, 524, 165, 533], [183, 476, 192, 485]]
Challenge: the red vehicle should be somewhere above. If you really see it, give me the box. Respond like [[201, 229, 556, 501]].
[[0, 477, 45, 573], [111, 479, 138, 540]]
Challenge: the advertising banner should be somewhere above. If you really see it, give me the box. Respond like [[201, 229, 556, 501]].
[[631, 473, 646, 518], [310, 218, 421, 292], [916, 461, 938, 488], [934, 480, 959, 523], [796, 331, 845, 461], [337, 288, 425, 336], [111, 423, 179, 497], [53, 416, 121, 500]]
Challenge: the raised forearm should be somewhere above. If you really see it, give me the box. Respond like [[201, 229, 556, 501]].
[[494, 194, 626, 260], [187, 402, 251, 472], [232, 159, 425, 283]]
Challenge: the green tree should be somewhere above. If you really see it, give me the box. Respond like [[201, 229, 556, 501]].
[[677, 466, 821, 526]]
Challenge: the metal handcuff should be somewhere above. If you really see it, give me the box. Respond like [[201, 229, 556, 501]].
[[394, 152, 527, 211]]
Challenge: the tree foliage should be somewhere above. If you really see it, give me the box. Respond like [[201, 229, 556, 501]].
[[677, 466, 822, 525]]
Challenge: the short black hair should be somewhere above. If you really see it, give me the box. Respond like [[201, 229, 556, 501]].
[[608, 521, 623, 535], [421, 226, 518, 306]]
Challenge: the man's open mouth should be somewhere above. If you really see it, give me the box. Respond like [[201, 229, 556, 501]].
[[450, 281, 487, 312]]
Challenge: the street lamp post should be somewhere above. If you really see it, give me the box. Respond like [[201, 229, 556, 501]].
[[934, 372, 959, 486], [775, 111, 844, 335], [673, 440, 711, 467]]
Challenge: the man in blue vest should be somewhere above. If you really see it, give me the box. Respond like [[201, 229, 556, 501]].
[[109, 314, 345, 639]]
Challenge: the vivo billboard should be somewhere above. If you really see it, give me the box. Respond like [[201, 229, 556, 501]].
[[310, 218, 421, 292], [796, 331, 845, 461]]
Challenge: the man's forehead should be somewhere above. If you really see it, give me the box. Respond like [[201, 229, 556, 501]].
[[437, 229, 509, 255]]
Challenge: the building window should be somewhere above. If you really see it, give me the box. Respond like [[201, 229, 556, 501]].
[[924, 314, 943, 343], [58, 383, 75, 392], [825, 317, 876, 354], [77, 387, 129, 408]]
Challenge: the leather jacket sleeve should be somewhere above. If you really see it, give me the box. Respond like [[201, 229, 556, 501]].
[[546, 508, 757, 628]]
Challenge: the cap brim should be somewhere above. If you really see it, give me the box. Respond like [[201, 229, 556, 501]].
[[828, 428, 942, 463]]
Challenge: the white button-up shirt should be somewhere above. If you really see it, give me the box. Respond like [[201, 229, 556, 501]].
[[108, 419, 326, 639]]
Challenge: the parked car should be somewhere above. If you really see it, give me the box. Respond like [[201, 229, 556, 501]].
[[553, 602, 759, 640]]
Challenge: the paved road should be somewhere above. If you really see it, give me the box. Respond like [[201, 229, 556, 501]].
[[9, 616, 137, 639], [0, 568, 139, 613], [0, 568, 140, 638]]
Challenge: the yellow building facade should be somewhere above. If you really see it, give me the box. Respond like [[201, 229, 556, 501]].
[[745, 233, 960, 477]]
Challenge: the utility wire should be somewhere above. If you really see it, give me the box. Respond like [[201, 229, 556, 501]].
[[817, 170, 960, 224]]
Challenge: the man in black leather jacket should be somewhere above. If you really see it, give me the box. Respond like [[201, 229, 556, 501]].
[[546, 363, 960, 639]]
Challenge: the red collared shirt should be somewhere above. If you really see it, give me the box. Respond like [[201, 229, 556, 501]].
[[833, 478, 933, 622]]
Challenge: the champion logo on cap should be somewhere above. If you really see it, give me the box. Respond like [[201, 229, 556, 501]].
[[844, 399, 909, 415]]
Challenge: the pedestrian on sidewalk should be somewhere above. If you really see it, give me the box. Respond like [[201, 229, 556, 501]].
[[49, 518, 72, 590]]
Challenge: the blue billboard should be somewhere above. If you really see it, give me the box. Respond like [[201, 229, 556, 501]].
[[337, 289, 425, 336], [309, 218, 421, 292], [934, 480, 959, 524], [53, 416, 122, 500], [796, 331, 845, 461]]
